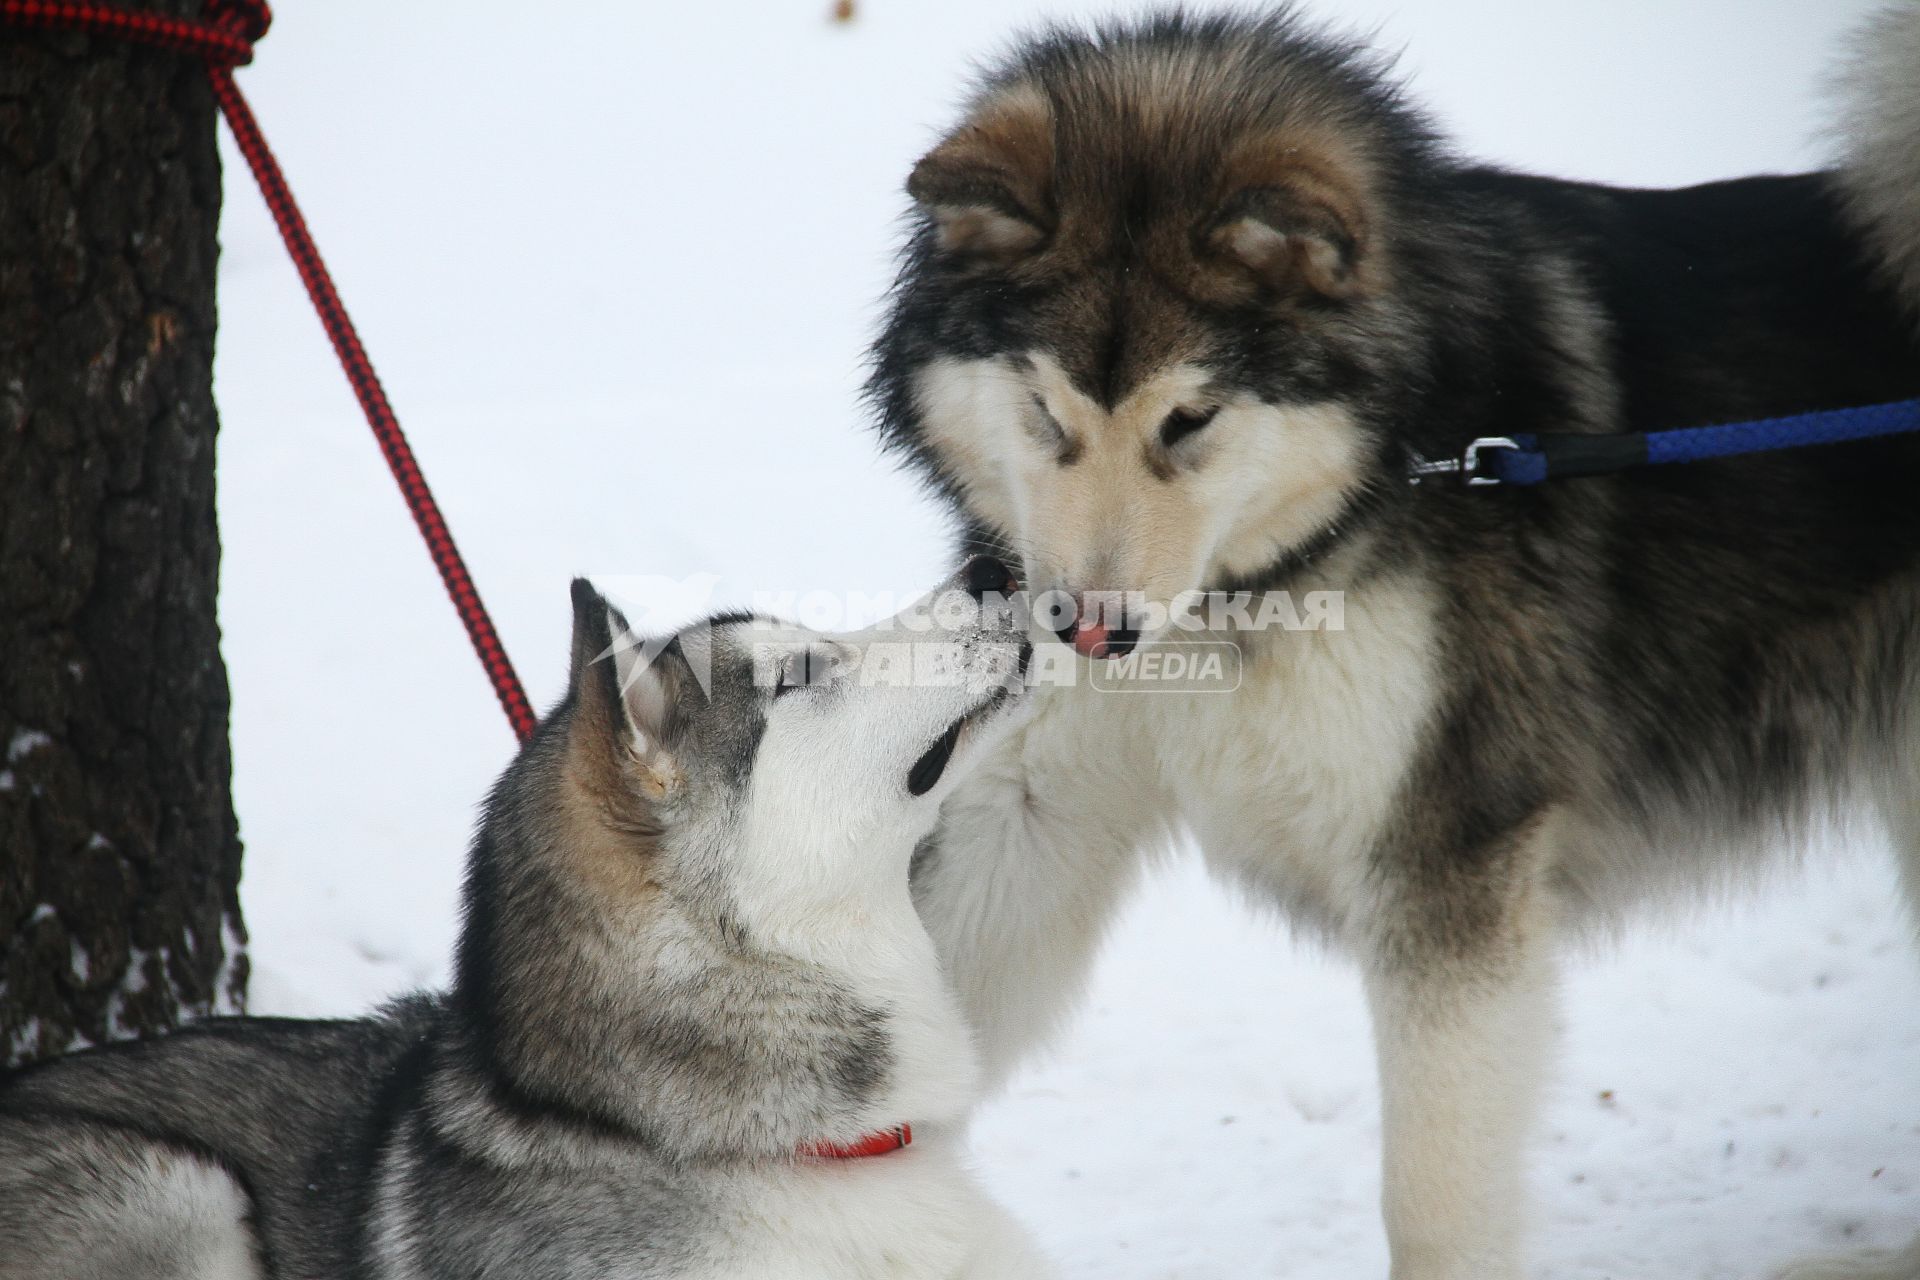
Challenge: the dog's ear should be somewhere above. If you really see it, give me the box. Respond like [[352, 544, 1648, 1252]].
[[1205, 133, 1378, 301], [908, 84, 1054, 264], [567, 578, 680, 797]]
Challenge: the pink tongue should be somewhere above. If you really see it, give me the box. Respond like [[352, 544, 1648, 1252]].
[[1071, 621, 1110, 657]]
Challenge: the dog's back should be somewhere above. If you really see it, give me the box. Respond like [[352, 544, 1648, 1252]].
[[0, 1002, 429, 1277]]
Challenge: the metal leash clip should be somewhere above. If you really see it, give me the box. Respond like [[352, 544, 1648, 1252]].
[[1407, 436, 1519, 486]]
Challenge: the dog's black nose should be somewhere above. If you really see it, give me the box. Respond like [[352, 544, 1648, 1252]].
[[961, 554, 1018, 600]]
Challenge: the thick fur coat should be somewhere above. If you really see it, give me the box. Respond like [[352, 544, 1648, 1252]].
[[873, 10, 1920, 1278], [0, 572, 1052, 1279]]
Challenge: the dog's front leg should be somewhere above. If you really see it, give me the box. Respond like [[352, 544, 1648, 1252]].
[[911, 690, 1162, 1093], [1363, 890, 1559, 1280]]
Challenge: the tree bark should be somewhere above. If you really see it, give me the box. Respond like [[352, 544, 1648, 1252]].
[[0, 3, 246, 1067]]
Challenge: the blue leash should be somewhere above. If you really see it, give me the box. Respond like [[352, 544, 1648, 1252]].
[[1408, 396, 1920, 487]]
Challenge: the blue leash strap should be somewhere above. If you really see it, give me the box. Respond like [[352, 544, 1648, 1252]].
[[1409, 396, 1920, 487]]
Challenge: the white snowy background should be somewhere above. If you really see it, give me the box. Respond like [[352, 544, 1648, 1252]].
[[213, 2, 1919, 1276]]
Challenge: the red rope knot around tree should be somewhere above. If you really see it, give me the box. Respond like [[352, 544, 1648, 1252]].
[[3, 0, 267, 65]]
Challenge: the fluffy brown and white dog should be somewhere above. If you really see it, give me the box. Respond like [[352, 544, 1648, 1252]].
[[867, 8, 1920, 1278]]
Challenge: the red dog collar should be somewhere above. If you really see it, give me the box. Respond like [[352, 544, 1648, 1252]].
[[801, 1124, 912, 1160]]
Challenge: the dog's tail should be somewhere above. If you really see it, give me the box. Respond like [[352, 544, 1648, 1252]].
[[1830, 4, 1920, 324]]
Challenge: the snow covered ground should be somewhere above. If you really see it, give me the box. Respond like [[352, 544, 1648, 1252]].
[[213, 2, 1918, 1276]]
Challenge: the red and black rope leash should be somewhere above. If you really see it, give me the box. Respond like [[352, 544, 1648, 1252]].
[[2, 0, 539, 743]]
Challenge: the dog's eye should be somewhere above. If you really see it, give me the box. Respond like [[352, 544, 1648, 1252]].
[[1028, 395, 1068, 446], [773, 648, 825, 699], [1160, 406, 1220, 448]]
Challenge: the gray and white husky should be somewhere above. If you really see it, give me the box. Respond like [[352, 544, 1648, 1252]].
[[870, 7, 1920, 1279], [0, 565, 1053, 1279]]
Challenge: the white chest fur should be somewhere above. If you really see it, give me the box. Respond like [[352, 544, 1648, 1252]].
[[1029, 572, 1443, 946], [686, 1137, 1047, 1280]]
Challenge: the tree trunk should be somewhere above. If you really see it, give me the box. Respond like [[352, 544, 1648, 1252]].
[[0, 4, 246, 1067]]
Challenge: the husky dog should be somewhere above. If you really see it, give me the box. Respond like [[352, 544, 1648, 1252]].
[[870, 8, 1920, 1278], [0, 565, 1052, 1279]]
